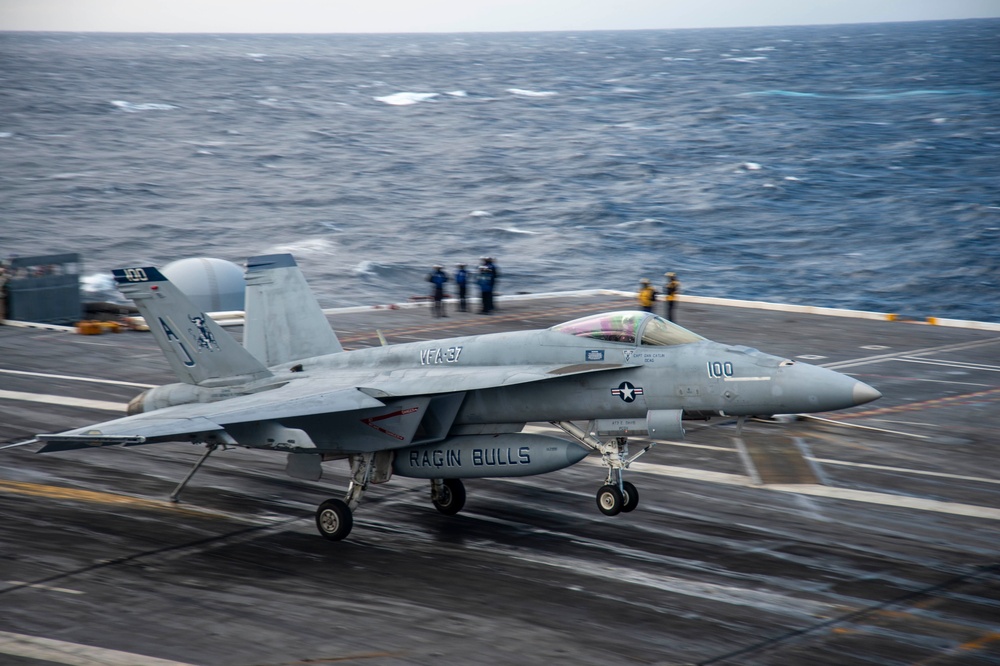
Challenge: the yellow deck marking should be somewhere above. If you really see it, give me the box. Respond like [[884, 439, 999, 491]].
[[0, 480, 223, 519]]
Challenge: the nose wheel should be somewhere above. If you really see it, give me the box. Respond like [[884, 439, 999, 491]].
[[596, 478, 639, 516], [597, 484, 624, 515], [621, 480, 639, 512]]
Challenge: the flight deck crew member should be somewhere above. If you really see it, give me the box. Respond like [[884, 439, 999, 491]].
[[0, 263, 8, 321], [428, 264, 449, 318], [455, 263, 468, 312], [637, 278, 656, 313], [664, 271, 680, 322], [477, 257, 496, 314], [485, 257, 499, 310]]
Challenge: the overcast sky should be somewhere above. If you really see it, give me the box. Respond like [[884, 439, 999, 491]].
[[1, 0, 998, 33]]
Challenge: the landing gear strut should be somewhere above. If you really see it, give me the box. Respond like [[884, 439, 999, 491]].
[[314, 452, 391, 542], [553, 423, 652, 518]]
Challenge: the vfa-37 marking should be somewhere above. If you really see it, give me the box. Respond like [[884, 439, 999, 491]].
[[420, 346, 463, 365], [38, 256, 881, 542]]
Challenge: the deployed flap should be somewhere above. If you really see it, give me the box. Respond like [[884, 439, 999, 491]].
[[38, 416, 225, 451], [114, 267, 272, 385], [243, 254, 343, 366]]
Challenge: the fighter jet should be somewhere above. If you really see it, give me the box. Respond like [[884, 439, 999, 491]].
[[37, 254, 881, 541]]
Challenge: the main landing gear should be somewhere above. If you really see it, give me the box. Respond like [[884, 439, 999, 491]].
[[313, 452, 470, 542], [431, 478, 466, 516], [315, 451, 382, 541], [553, 422, 653, 518]]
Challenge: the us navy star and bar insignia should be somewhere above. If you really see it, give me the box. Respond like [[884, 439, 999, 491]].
[[611, 382, 644, 402]]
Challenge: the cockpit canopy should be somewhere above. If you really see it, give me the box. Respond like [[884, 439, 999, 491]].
[[550, 311, 705, 346]]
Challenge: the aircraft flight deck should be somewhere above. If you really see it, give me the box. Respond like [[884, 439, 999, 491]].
[[1, 288, 998, 665]]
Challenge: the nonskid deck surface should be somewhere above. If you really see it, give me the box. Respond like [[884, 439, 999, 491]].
[[1, 294, 998, 666]]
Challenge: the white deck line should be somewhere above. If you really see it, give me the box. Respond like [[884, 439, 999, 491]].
[[0, 389, 126, 412], [612, 460, 1000, 521], [0, 630, 200, 666]]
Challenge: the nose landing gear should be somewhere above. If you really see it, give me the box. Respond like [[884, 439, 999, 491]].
[[553, 422, 653, 518]]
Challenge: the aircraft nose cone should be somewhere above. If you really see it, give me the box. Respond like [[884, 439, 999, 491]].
[[852, 381, 881, 406]]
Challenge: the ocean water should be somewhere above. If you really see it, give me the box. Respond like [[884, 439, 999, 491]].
[[1, 21, 999, 321]]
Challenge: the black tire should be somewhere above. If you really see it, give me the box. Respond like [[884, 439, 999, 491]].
[[315, 499, 353, 541], [596, 484, 623, 516], [621, 481, 639, 513], [433, 478, 466, 516]]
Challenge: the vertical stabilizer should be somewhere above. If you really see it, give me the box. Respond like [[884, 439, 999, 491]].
[[114, 267, 272, 385], [243, 254, 344, 366]]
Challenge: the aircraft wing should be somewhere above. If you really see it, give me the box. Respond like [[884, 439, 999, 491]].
[[37, 362, 632, 452], [37, 383, 387, 452]]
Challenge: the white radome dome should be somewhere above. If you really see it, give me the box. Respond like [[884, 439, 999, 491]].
[[162, 257, 245, 312]]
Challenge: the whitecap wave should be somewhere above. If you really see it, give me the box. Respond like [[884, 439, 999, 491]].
[[507, 88, 558, 98], [492, 226, 540, 235], [111, 100, 177, 112], [613, 218, 661, 228], [468, 210, 493, 218], [353, 260, 379, 276], [81, 272, 127, 303], [446, 90, 468, 97], [269, 237, 336, 256], [374, 92, 439, 106], [741, 90, 820, 98]]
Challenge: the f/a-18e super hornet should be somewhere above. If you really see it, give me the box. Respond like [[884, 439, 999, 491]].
[[36, 254, 881, 541]]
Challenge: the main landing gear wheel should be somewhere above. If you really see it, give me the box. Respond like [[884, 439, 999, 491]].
[[432, 478, 466, 516], [621, 481, 639, 513], [316, 498, 354, 541], [597, 484, 624, 516]]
